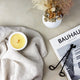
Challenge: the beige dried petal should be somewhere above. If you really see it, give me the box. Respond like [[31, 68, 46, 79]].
[[51, 7, 56, 11], [57, 17, 62, 20], [32, 0, 48, 11]]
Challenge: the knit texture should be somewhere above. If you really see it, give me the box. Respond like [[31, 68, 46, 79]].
[[0, 26, 47, 80]]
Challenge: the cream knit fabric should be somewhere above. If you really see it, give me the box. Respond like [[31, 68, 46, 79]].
[[0, 26, 47, 80]]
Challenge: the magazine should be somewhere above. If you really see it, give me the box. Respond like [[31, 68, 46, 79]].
[[49, 25, 80, 80]]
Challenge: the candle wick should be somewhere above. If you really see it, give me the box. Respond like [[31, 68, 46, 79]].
[[17, 40, 20, 43]]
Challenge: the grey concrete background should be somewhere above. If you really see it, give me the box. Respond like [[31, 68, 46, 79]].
[[0, 0, 80, 80]]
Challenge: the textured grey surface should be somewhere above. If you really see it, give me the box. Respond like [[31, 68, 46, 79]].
[[0, 0, 79, 80]]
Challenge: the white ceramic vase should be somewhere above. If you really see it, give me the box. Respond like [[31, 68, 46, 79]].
[[42, 15, 62, 28]]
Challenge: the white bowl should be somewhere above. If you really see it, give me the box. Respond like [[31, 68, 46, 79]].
[[42, 15, 62, 28], [9, 32, 28, 51]]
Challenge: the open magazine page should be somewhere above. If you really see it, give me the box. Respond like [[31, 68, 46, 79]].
[[49, 25, 80, 80]]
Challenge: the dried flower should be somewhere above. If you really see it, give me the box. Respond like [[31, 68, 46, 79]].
[[53, 0, 73, 15], [51, 7, 56, 12], [32, 0, 73, 22], [32, 0, 48, 11]]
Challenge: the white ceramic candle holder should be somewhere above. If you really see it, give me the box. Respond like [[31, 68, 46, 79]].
[[42, 15, 62, 28], [9, 32, 28, 51]]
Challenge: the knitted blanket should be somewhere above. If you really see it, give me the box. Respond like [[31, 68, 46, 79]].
[[0, 26, 47, 80]]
